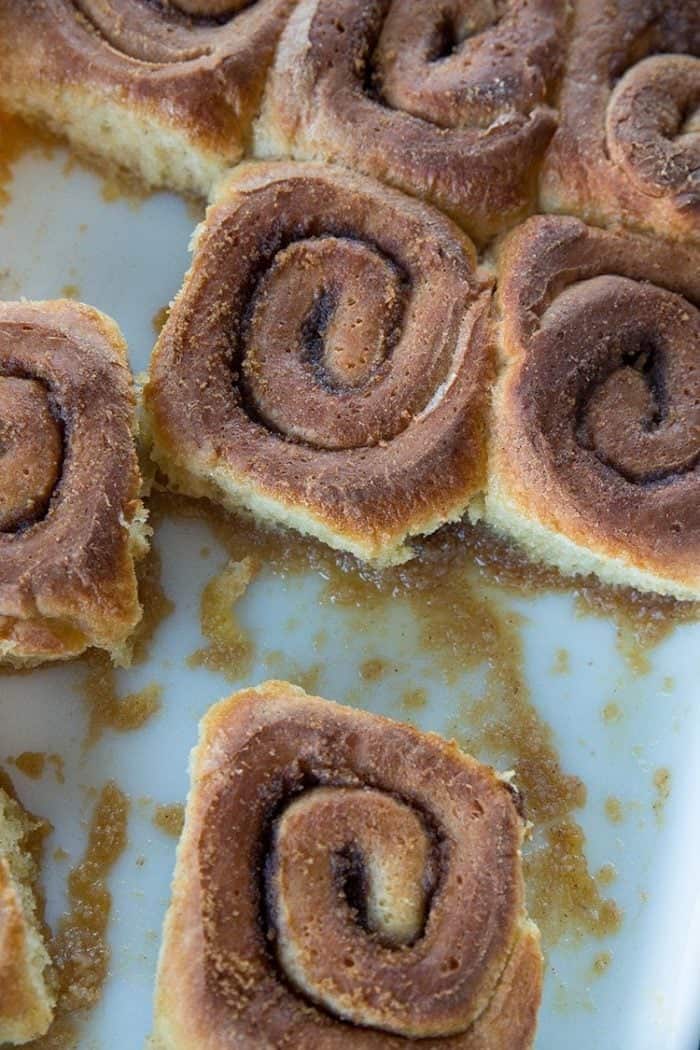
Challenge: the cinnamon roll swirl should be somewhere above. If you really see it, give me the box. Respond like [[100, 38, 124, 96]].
[[0, 787, 54, 1045], [151, 681, 542, 1049], [145, 162, 493, 565], [254, 0, 567, 245], [0, 0, 294, 196], [479, 215, 700, 600], [540, 0, 700, 243], [0, 300, 148, 668]]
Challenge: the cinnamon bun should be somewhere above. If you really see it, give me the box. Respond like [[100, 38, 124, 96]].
[[254, 0, 567, 245], [145, 162, 493, 565], [151, 681, 542, 1049], [0, 787, 54, 1045], [479, 215, 700, 600], [0, 300, 148, 668], [540, 0, 699, 243], [0, 0, 294, 196]]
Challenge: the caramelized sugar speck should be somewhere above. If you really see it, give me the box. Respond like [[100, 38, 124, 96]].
[[152, 803, 185, 840]]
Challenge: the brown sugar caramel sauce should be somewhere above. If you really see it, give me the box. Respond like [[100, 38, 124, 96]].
[[76, 542, 174, 742], [148, 492, 697, 950], [187, 557, 255, 680], [152, 802, 185, 839], [0, 771, 129, 1050], [6, 753, 65, 783], [27, 782, 130, 1050]]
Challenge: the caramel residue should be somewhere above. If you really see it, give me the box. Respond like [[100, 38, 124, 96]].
[[0, 112, 56, 219], [79, 651, 162, 743], [29, 783, 129, 1050], [359, 658, 389, 681], [188, 557, 256, 680], [602, 702, 623, 724], [98, 168, 150, 209], [263, 651, 322, 696], [6, 752, 65, 785], [524, 821, 622, 947], [652, 768, 671, 824], [605, 797, 624, 824], [596, 863, 617, 887], [459, 518, 698, 673], [152, 305, 170, 336], [131, 540, 175, 666], [76, 542, 173, 743], [592, 950, 612, 977], [296, 664, 322, 695], [551, 648, 570, 675], [401, 687, 428, 712], [151, 492, 624, 949], [152, 803, 185, 839], [11, 752, 46, 779]]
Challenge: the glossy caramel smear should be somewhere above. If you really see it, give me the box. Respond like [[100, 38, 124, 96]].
[[79, 651, 162, 743], [187, 557, 255, 680], [27, 783, 129, 1050], [148, 492, 692, 949]]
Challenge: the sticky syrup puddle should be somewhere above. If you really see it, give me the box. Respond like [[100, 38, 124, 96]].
[[153, 491, 698, 953]]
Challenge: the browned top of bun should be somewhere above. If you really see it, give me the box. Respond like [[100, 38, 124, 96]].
[[540, 0, 699, 242], [492, 215, 700, 594], [257, 0, 568, 244], [152, 682, 542, 1049], [146, 162, 493, 564], [0, 300, 144, 663], [0, 0, 294, 166]]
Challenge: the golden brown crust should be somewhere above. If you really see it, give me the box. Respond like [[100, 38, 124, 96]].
[[0, 0, 295, 194], [0, 789, 54, 1045], [151, 681, 542, 1049], [0, 300, 148, 667], [482, 215, 700, 599], [145, 161, 493, 565], [255, 0, 568, 245], [540, 0, 700, 243]]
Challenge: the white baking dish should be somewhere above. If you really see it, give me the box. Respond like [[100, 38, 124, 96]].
[[1, 137, 699, 1050]]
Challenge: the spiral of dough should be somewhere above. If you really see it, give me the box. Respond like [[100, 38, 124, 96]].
[[0, 301, 146, 665], [146, 162, 493, 564], [606, 54, 700, 209], [255, 0, 566, 243], [0, 378, 62, 533], [152, 682, 542, 1048], [70, 0, 251, 62], [540, 0, 700, 242], [484, 215, 700, 598]]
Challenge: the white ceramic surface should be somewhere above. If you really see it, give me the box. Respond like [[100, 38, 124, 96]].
[[0, 140, 698, 1050]]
